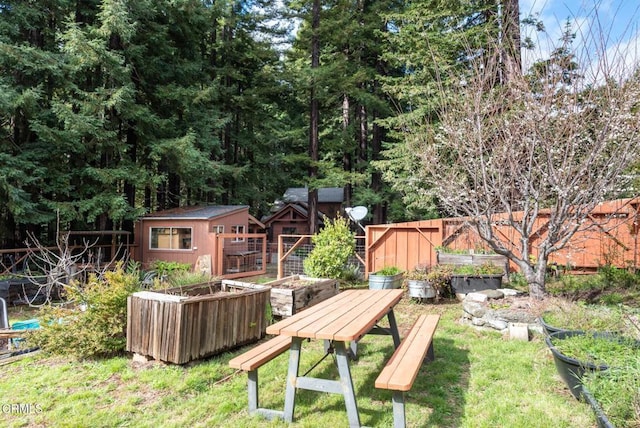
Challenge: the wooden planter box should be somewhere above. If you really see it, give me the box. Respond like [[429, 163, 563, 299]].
[[262, 275, 339, 317], [437, 252, 509, 277], [126, 281, 270, 364]]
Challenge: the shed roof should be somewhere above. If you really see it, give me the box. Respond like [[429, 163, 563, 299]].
[[261, 202, 327, 226], [283, 187, 344, 203], [141, 205, 249, 220]]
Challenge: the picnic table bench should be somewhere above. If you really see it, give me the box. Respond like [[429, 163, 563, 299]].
[[375, 313, 440, 428], [228, 334, 292, 419]]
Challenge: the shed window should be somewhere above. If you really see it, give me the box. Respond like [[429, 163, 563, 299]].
[[231, 225, 245, 242], [150, 227, 192, 250], [211, 225, 224, 233]]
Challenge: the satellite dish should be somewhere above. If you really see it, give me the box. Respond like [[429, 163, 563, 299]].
[[348, 206, 368, 221], [345, 206, 368, 232]]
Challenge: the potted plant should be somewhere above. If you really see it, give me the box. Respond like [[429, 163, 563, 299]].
[[368, 266, 403, 289], [544, 330, 638, 400], [450, 262, 504, 294], [426, 264, 454, 299], [405, 266, 436, 299]]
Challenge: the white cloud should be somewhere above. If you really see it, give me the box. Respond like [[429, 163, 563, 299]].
[[519, 0, 640, 82]]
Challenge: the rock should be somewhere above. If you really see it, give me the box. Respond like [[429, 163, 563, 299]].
[[472, 317, 486, 326], [132, 353, 153, 363], [466, 292, 488, 303], [494, 309, 538, 324], [486, 318, 508, 331], [478, 289, 504, 299], [463, 301, 487, 318], [509, 323, 530, 341], [497, 288, 521, 296]]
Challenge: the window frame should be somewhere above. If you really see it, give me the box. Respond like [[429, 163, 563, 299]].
[[231, 225, 245, 242], [149, 226, 193, 250]]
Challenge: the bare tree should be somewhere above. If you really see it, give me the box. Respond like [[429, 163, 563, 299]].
[[418, 41, 640, 299], [22, 231, 101, 306]]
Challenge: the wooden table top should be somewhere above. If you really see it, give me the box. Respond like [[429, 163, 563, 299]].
[[266, 289, 404, 342]]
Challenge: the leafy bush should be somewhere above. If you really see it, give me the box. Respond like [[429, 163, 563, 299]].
[[29, 263, 141, 359], [166, 271, 214, 287], [452, 262, 503, 275], [426, 264, 454, 298], [303, 216, 356, 279], [598, 264, 640, 289], [150, 260, 192, 277], [374, 266, 402, 276]]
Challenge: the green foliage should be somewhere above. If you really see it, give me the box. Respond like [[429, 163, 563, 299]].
[[508, 272, 528, 290], [541, 301, 629, 333], [452, 263, 503, 275], [598, 265, 640, 289], [340, 263, 363, 283], [303, 216, 356, 279], [582, 362, 640, 428], [426, 264, 454, 298], [405, 266, 430, 281], [549, 333, 638, 368], [29, 264, 141, 359], [150, 260, 192, 277], [374, 266, 402, 276], [166, 271, 214, 288]]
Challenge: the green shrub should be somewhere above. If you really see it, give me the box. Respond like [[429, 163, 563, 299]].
[[303, 215, 356, 278], [598, 264, 640, 289], [166, 271, 214, 287], [150, 260, 192, 277], [375, 266, 402, 276], [451, 262, 503, 275], [29, 263, 141, 359], [427, 264, 454, 298]]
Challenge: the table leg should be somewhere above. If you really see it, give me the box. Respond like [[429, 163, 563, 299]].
[[334, 341, 361, 428], [387, 309, 401, 348], [283, 337, 302, 422]]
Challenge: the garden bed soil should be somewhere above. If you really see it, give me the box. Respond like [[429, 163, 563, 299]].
[[264, 275, 339, 317]]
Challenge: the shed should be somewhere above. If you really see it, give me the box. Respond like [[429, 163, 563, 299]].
[[263, 187, 345, 247], [134, 205, 267, 278], [281, 187, 344, 220]]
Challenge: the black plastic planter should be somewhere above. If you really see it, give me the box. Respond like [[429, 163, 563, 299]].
[[539, 314, 580, 336], [450, 274, 502, 294], [581, 387, 615, 428], [545, 331, 610, 400]]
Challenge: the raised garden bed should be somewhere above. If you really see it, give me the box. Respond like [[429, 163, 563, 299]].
[[261, 275, 339, 317], [126, 281, 270, 364]]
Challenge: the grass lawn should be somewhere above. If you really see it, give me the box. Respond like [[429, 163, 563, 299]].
[[1, 297, 596, 427]]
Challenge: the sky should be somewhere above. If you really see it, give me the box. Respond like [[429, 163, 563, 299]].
[[519, 0, 640, 80]]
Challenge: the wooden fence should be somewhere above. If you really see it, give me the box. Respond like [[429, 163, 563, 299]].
[[364, 197, 640, 276]]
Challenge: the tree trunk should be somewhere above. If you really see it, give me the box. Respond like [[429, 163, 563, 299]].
[[518, 259, 547, 300], [308, 0, 320, 234]]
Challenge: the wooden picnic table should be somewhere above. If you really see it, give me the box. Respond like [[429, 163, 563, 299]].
[[266, 288, 404, 427]]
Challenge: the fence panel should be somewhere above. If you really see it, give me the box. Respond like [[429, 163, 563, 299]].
[[276, 235, 365, 279]]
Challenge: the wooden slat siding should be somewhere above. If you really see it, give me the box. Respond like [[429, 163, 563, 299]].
[[127, 283, 269, 364], [228, 335, 293, 371], [276, 290, 368, 338], [316, 291, 403, 341], [375, 314, 440, 391]]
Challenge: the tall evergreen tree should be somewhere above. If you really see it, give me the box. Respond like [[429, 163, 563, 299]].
[[375, 0, 504, 220]]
